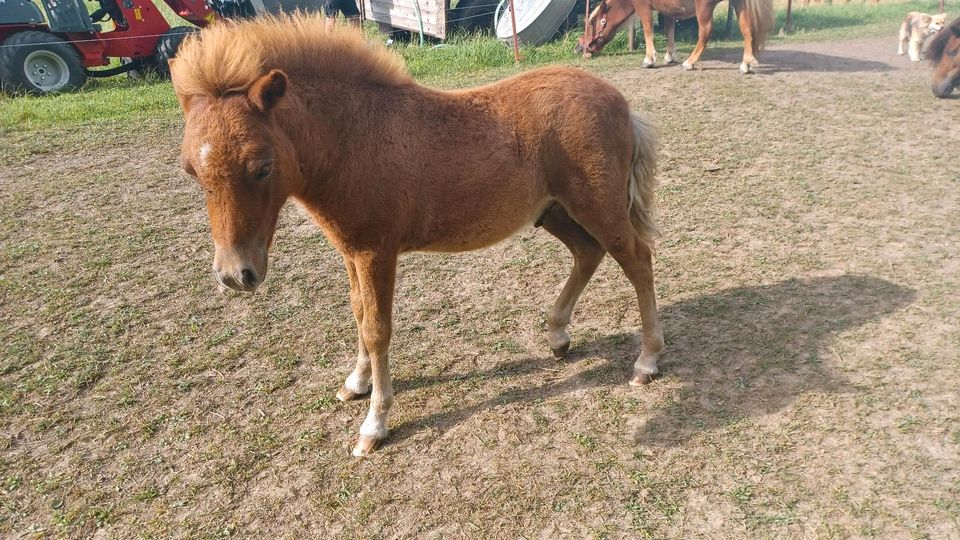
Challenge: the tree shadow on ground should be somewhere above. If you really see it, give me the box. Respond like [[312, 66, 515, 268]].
[[388, 275, 914, 448]]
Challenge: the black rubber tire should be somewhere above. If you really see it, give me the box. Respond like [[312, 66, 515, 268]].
[[0, 31, 86, 95], [154, 26, 197, 77], [448, 0, 496, 33], [122, 56, 161, 80], [377, 22, 413, 43]]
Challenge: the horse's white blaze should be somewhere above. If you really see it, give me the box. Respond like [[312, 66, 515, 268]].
[[198, 142, 212, 169]]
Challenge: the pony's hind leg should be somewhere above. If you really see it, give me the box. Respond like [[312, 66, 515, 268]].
[[337, 258, 372, 401], [539, 204, 606, 358], [682, 2, 715, 70], [731, 0, 757, 73], [609, 231, 664, 384], [565, 203, 664, 384], [664, 17, 678, 64]]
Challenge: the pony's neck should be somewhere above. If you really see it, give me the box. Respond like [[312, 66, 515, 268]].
[[278, 77, 426, 209]]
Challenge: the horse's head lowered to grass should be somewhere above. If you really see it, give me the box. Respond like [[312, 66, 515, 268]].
[[928, 15, 960, 98], [575, 0, 633, 56]]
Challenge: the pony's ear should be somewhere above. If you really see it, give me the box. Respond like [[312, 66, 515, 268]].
[[248, 70, 288, 113]]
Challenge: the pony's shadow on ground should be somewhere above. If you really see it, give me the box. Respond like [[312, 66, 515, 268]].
[[691, 46, 894, 73], [389, 275, 913, 448]]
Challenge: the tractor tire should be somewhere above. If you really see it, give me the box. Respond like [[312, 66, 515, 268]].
[[154, 26, 198, 77], [0, 31, 86, 95], [449, 0, 496, 33], [122, 57, 161, 80]]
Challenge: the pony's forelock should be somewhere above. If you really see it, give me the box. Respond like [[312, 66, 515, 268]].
[[171, 13, 412, 100]]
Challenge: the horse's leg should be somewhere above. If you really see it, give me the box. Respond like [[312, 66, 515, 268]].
[[637, 4, 658, 67], [682, 1, 715, 70], [351, 251, 398, 457], [732, 0, 757, 73], [539, 204, 607, 358], [337, 258, 371, 401], [908, 31, 922, 62], [664, 16, 677, 64], [897, 20, 909, 56], [563, 207, 663, 385]]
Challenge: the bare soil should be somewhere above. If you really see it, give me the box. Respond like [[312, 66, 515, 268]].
[[1, 36, 958, 539]]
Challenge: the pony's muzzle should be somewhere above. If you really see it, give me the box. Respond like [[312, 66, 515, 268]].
[[933, 79, 955, 98], [214, 266, 262, 292], [213, 245, 267, 292]]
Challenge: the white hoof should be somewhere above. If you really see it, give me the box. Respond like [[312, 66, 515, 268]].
[[664, 53, 676, 64], [682, 60, 695, 71], [739, 62, 752, 74], [641, 58, 655, 68]]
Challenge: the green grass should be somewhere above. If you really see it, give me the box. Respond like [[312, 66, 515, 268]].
[[0, 0, 953, 132]]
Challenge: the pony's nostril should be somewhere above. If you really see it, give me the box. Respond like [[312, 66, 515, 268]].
[[240, 268, 258, 288]]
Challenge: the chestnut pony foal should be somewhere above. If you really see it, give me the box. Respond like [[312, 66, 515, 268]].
[[171, 15, 663, 456]]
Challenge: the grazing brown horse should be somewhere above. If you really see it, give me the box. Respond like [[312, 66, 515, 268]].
[[170, 14, 664, 457], [576, 0, 774, 73], [928, 15, 960, 97]]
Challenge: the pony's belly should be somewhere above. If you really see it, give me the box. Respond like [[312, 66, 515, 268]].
[[415, 196, 554, 253], [651, 0, 697, 20]]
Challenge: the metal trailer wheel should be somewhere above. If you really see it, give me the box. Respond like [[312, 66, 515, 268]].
[[0, 31, 86, 95]]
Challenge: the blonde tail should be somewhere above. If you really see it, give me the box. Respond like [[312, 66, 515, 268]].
[[745, 0, 775, 57], [627, 111, 659, 249]]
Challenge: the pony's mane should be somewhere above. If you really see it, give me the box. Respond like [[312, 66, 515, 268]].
[[928, 15, 960, 64], [172, 13, 412, 98]]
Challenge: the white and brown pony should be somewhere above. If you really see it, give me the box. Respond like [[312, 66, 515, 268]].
[[576, 0, 774, 73], [170, 15, 663, 456]]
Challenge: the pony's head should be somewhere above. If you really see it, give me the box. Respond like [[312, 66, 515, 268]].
[[928, 16, 960, 98], [575, 0, 633, 56], [169, 15, 410, 292], [173, 68, 296, 291]]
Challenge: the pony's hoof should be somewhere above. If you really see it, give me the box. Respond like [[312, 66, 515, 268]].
[[352, 435, 382, 457], [336, 386, 369, 401], [552, 342, 570, 359], [665, 55, 677, 64], [641, 58, 655, 68], [739, 62, 752, 74], [682, 61, 695, 71], [629, 373, 656, 386]]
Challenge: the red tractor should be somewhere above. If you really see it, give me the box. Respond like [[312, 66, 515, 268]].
[[0, 0, 259, 94]]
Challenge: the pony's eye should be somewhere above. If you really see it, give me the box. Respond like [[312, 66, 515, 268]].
[[950, 48, 960, 58], [254, 162, 273, 181]]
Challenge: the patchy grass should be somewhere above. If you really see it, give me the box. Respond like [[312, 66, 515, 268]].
[[1, 21, 959, 540]]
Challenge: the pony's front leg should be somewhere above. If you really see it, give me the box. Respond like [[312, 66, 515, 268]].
[[337, 258, 371, 401], [350, 252, 398, 457], [637, 5, 657, 67]]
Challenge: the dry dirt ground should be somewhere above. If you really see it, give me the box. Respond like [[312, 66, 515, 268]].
[[1, 36, 958, 538]]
